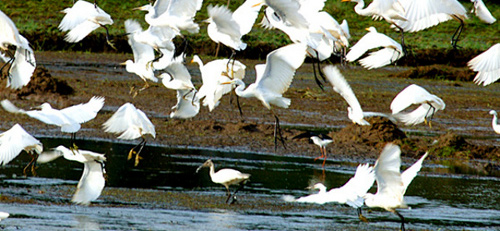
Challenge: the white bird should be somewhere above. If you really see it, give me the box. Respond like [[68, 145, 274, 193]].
[[191, 55, 246, 112], [1, 97, 105, 140], [102, 103, 155, 166], [364, 143, 428, 231], [170, 88, 200, 119], [37, 145, 106, 205], [224, 43, 307, 150], [390, 84, 445, 127], [323, 65, 370, 126], [392, 0, 468, 48], [196, 159, 251, 204], [285, 183, 327, 203], [0, 10, 36, 90], [135, 0, 203, 34], [468, 43, 500, 86], [123, 19, 158, 95], [311, 135, 333, 167], [470, 0, 496, 24], [0, 212, 8, 221], [346, 27, 404, 69], [58, 0, 114, 46], [0, 124, 43, 175], [160, 57, 195, 92], [489, 110, 500, 134]]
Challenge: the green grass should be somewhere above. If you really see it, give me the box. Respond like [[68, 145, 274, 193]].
[[0, 0, 498, 52]]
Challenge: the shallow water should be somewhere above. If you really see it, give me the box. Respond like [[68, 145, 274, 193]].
[[0, 139, 499, 230]]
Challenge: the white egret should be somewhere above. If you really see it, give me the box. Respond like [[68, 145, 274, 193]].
[[1, 97, 105, 145], [123, 19, 158, 95], [170, 88, 200, 119], [102, 103, 155, 166], [58, 0, 114, 46], [160, 57, 195, 92], [196, 159, 251, 204], [223, 43, 307, 150], [0, 212, 8, 221], [135, 0, 203, 34], [346, 27, 404, 69], [489, 110, 500, 134], [323, 65, 370, 125], [392, 0, 468, 48], [37, 145, 106, 205], [0, 124, 43, 175], [0, 10, 36, 90], [468, 43, 500, 86], [284, 183, 327, 203], [191, 55, 246, 112], [364, 143, 428, 231], [470, 0, 496, 24], [390, 84, 445, 127]]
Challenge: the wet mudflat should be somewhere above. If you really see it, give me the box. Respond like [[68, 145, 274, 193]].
[[0, 51, 500, 230]]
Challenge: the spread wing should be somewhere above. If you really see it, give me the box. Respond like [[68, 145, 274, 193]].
[[60, 96, 105, 124]]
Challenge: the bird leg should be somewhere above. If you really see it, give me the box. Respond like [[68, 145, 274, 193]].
[[311, 60, 325, 91], [225, 49, 237, 75], [99, 24, 116, 50], [229, 183, 246, 204], [393, 23, 407, 56], [128, 138, 146, 166], [357, 207, 369, 223], [424, 103, 436, 128], [0, 49, 15, 80], [23, 151, 39, 176], [225, 187, 232, 203], [147, 48, 165, 70], [313, 146, 325, 161], [451, 17, 464, 49], [321, 147, 328, 168], [273, 114, 287, 151], [393, 210, 406, 231]]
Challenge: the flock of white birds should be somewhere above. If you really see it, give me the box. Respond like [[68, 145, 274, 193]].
[[0, 0, 498, 229]]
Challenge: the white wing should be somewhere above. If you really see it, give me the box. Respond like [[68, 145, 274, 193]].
[[59, 1, 113, 42], [373, 143, 404, 197], [170, 89, 200, 119], [325, 163, 375, 208], [208, 5, 241, 40], [60, 96, 105, 124], [391, 84, 437, 114], [59, 1, 95, 32], [233, 0, 264, 35], [359, 47, 403, 70], [472, 0, 496, 24], [124, 20, 155, 65], [468, 44, 500, 86], [346, 27, 401, 62], [7, 44, 36, 89], [265, 0, 309, 29], [392, 104, 430, 126], [103, 103, 156, 139], [64, 20, 101, 43], [0, 10, 22, 48], [322, 65, 367, 125], [164, 59, 193, 86], [256, 43, 307, 95], [0, 124, 42, 165], [72, 158, 105, 205], [401, 152, 428, 193]]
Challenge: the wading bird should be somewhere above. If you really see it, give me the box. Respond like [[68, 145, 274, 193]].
[[59, 0, 114, 47], [0, 212, 8, 221], [196, 159, 250, 204], [37, 145, 106, 205], [390, 84, 445, 127], [364, 143, 428, 231], [102, 103, 155, 166], [345, 27, 404, 69], [292, 132, 333, 167], [470, 0, 496, 24], [468, 43, 500, 86], [489, 110, 500, 134], [191, 55, 246, 112], [0, 10, 36, 90], [0, 124, 43, 175], [223, 43, 307, 151], [1, 97, 105, 147]]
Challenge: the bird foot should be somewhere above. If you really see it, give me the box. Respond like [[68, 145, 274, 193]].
[[127, 149, 137, 160], [358, 214, 369, 223], [134, 153, 143, 167], [70, 143, 79, 154]]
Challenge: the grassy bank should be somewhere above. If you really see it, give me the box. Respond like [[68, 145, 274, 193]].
[[1, 0, 499, 61]]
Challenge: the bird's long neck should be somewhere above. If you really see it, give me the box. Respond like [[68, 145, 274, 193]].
[[353, 0, 369, 16], [492, 114, 498, 126], [233, 82, 249, 98], [208, 163, 216, 180]]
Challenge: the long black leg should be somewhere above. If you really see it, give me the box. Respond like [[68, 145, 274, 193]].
[[23, 151, 38, 176], [451, 18, 464, 49], [311, 58, 325, 91], [394, 210, 405, 231], [393, 23, 407, 56], [357, 207, 368, 222], [229, 183, 245, 204], [273, 114, 286, 151], [100, 25, 116, 50]]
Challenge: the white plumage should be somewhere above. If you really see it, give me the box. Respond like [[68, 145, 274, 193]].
[[470, 0, 496, 24], [0, 212, 8, 221], [391, 84, 445, 126], [323, 65, 369, 125], [58, 0, 113, 43], [1, 97, 105, 133], [342, 0, 406, 24], [346, 27, 403, 69], [489, 110, 500, 134], [136, 0, 203, 34], [37, 145, 106, 205], [170, 89, 200, 119], [123, 19, 157, 85], [0, 124, 42, 166], [364, 143, 428, 231], [468, 43, 500, 86], [160, 57, 195, 91], [102, 103, 155, 140]]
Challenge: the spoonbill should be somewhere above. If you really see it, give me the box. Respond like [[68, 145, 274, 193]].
[[0, 124, 43, 175], [196, 159, 250, 204]]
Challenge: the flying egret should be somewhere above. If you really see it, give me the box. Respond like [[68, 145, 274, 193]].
[[470, 0, 496, 24], [159, 57, 195, 92], [391, 0, 468, 49], [364, 143, 428, 231], [293, 131, 333, 167], [170, 88, 200, 119], [58, 0, 114, 47], [37, 145, 106, 205], [323, 65, 370, 126], [0, 124, 43, 175], [0, 212, 8, 221], [390, 84, 445, 127], [284, 163, 375, 220], [223, 43, 307, 151], [346, 27, 404, 69], [489, 110, 500, 134], [0, 10, 36, 90], [102, 103, 156, 166], [468, 43, 500, 86], [196, 159, 251, 204], [191, 55, 246, 112], [1, 97, 105, 146], [283, 183, 327, 203]]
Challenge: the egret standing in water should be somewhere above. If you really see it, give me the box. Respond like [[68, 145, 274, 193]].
[[364, 143, 428, 231], [0, 124, 43, 175], [102, 103, 155, 166], [196, 159, 250, 204], [489, 110, 500, 134], [223, 43, 307, 151], [37, 145, 106, 205]]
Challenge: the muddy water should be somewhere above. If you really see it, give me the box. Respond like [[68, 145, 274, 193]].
[[0, 139, 499, 230]]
